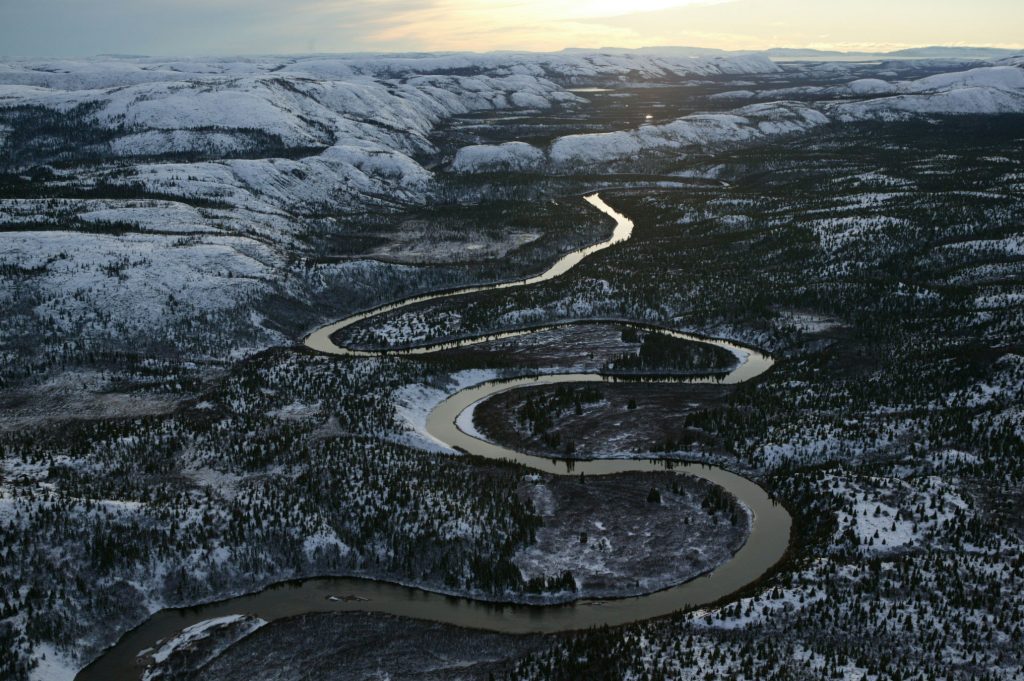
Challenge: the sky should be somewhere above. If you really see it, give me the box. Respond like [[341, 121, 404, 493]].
[[1, 0, 1022, 57]]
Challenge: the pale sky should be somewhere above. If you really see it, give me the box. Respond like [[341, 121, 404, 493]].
[[1, 0, 1022, 57]]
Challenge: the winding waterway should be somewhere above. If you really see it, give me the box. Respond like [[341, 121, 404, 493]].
[[79, 194, 791, 681]]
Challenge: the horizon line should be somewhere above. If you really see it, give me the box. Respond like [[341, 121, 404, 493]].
[[2, 43, 1023, 61]]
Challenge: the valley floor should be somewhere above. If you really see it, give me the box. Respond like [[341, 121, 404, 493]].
[[1, 51, 1023, 681]]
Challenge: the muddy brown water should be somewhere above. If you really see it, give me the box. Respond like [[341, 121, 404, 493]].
[[78, 194, 791, 681]]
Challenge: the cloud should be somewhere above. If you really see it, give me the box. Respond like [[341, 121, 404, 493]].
[[578, 0, 1024, 52], [0, 0, 732, 56], [1, 0, 1021, 56], [361, 0, 735, 51], [0, 0, 419, 56]]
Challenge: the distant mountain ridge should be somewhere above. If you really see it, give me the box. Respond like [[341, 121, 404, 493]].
[[562, 45, 1023, 60]]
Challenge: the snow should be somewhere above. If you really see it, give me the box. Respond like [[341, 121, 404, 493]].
[[143, 615, 267, 681], [0, 53, 787, 218], [708, 90, 756, 100], [544, 104, 823, 166], [0, 198, 208, 234], [833, 86, 1024, 121], [267, 401, 322, 421], [849, 498, 916, 551], [302, 528, 351, 560], [832, 65, 1024, 120], [0, 229, 283, 339], [455, 398, 489, 440], [392, 370, 500, 452], [940, 235, 1024, 257], [698, 583, 827, 631], [705, 64, 1024, 123], [3, 56, 1020, 231], [846, 78, 899, 96], [149, 616, 254, 665], [547, 103, 827, 166], [776, 310, 843, 333], [0, 57, 592, 218], [107, 129, 260, 157], [828, 474, 968, 556], [906, 65, 1024, 93], [932, 449, 981, 468], [275, 51, 780, 82], [27, 643, 77, 681], [93, 80, 329, 147], [451, 141, 545, 173], [5, 50, 1024, 681]]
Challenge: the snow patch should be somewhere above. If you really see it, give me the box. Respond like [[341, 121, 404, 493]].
[[451, 141, 545, 173]]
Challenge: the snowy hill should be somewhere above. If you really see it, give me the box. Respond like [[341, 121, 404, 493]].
[[3, 53, 1024, 372], [450, 63, 1024, 172], [0, 51, 789, 377], [0, 52, 780, 90], [0, 52, 783, 225], [547, 102, 828, 166], [452, 142, 546, 173], [831, 65, 1024, 120]]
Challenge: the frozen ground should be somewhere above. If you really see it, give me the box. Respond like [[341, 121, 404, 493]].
[[141, 615, 266, 681], [453, 64, 1024, 171], [474, 382, 735, 461], [2, 55, 1021, 398], [2, 50, 1024, 681], [515, 472, 750, 598], [193, 612, 546, 681]]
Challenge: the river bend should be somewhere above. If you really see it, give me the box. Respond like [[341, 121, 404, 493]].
[[79, 193, 791, 681]]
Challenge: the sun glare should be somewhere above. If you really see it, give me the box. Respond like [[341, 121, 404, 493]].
[[559, 0, 715, 18]]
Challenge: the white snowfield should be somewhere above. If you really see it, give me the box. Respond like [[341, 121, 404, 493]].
[[2, 53, 1023, 373], [2, 55, 1021, 205], [142, 615, 267, 681], [454, 102, 831, 171], [0, 51, 784, 227], [831, 65, 1024, 120], [452, 141, 546, 173], [0, 229, 282, 342], [452, 64, 1024, 171], [550, 103, 829, 166], [0, 72, 568, 216], [0, 198, 213, 234], [0, 52, 781, 90]]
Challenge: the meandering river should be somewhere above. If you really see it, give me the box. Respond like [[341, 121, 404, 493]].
[[78, 194, 791, 681]]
